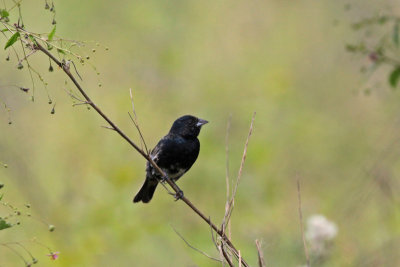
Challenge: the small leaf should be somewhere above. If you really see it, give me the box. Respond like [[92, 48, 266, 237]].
[[4, 32, 20, 50], [0, 218, 12, 230], [57, 48, 66, 55], [389, 66, 400, 88], [0, 9, 9, 18], [1, 29, 9, 33], [0, 193, 3, 200], [28, 35, 38, 46], [48, 25, 56, 41]]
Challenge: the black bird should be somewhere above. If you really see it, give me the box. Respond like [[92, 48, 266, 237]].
[[133, 115, 208, 203]]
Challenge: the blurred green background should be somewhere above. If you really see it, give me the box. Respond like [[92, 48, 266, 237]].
[[1, 0, 400, 266]]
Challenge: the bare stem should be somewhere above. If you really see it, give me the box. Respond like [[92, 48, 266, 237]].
[[221, 243, 234, 267], [255, 239, 266, 267], [297, 174, 310, 267], [224, 112, 256, 231]]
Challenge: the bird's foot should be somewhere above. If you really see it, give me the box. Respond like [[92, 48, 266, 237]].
[[174, 190, 184, 201], [169, 190, 184, 201], [159, 175, 168, 184]]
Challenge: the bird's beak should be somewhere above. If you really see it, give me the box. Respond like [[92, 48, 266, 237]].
[[196, 118, 209, 127]]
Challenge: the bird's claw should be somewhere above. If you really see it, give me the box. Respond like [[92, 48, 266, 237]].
[[159, 175, 168, 184], [174, 190, 184, 201], [169, 190, 184, 201]]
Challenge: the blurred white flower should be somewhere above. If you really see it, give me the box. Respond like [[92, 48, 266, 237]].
[[305, 214, 338, 255]]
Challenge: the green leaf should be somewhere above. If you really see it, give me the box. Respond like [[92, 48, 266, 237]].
[[0, 218, 12, 230], [48, 25, 56, 41], [0, 193, 3, 200], [0, 9, 9, 18], [57, 48, 66, 55], [1, 29, 9, 32], [393, 22, 399, 47], [4, 32, 20, 50], [29, 35, 38, 46], [389, 66, 400, 88]]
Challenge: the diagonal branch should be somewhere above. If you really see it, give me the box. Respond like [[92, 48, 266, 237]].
[[34, 41, 250, 267]]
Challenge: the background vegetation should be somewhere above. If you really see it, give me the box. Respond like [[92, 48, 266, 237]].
[[1, 0, 400, 266]]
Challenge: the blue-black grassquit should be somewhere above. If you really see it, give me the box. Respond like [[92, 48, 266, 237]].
[[133, 115, 208, 203]]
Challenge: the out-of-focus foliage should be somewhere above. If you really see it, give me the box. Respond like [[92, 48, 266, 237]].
[[1, 0, 400, 266], [346, 8, 400, 93]]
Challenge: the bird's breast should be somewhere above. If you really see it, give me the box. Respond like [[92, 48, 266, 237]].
[[167, 166, 187, 180]]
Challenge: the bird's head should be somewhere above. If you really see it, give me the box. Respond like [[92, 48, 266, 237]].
[[169, 115, 208, 138]]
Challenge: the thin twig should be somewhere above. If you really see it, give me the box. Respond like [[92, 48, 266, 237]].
[[14, 25, 82, 59], [233, 111, 256, 196], [128, 112, 148, 154], [26, 65, 52, 101], [8, 0, 23, 12], [221, 115, 233, 265], [171, 226, 222, 262], [222, 114, 232, 237], [158, 179, 175, 195], [19, 38, 35, 99], [101, 125, 115, 131], [17, 49, 37, 65], [129, 88, 149, 154], [70, 60, 83, 81], [72, 101, 90, 106], [209, 217, 219, 250], [209, 217, 233, 267], [221, 243, 234, 267], [0, 244, 28, 265], [225, 114, 232, 201], [3, 242, 35, 261], [297, 174, 310, 267], [255, 239, 266, 267], [62, 87, 86, 103], [224, 112, 256, 229], [218, 245, 226, 267]]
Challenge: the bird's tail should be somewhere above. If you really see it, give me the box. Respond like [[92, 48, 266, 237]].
[[133, 178, 158, 203]]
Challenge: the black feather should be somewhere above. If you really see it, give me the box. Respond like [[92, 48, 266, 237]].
[[133, 115, 208, 203]]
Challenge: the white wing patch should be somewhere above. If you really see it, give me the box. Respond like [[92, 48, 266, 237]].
[[150, 143, 162, 162], [151, 152, 158, 161]]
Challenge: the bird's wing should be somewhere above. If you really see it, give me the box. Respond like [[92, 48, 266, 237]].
[[148, 134, 199, 180], [149, 136, 167, 162]]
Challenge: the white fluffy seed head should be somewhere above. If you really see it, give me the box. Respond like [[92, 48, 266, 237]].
[[305, 214, 338, 255]]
